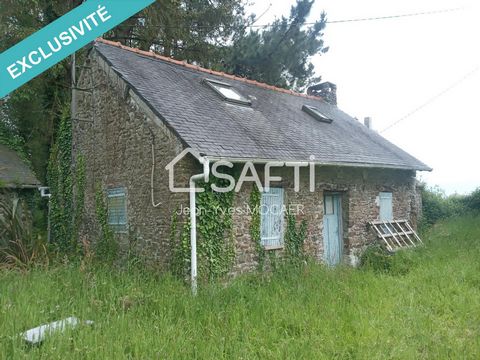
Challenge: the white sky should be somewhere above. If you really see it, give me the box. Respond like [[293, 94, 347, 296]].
[[248, 0, 480, 194]]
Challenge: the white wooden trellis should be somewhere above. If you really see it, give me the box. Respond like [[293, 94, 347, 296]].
[[368, 219, 423, 252]]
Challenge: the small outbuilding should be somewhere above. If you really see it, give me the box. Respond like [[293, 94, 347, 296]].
[[0, 144, 40, 190]]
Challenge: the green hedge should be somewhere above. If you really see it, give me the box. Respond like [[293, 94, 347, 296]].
[[420, 185, 479, 229]]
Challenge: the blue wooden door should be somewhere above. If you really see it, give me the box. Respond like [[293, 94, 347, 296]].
[[323, 194, 342, 265]]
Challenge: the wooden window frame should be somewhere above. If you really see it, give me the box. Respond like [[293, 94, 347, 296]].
[[107, 187, 128, 233], [260, 187, 285, 249]]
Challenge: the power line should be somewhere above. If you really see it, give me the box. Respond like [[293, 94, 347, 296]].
[[325, 7, 462, 25], [248, 7, 462, 28], [249, 2, 272, 27], [380, 65, 479, 133], [113, 7, 463, 30]]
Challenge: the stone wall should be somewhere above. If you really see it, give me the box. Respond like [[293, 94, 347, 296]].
[[229, 165, 418, 273], [73, 51, 197, 270], [74, 49, 420, 274]]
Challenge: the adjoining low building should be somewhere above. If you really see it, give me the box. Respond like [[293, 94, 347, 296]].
[[0, 143, 41, 230], [0, 144, 40, 190], [73, 39, 431, 273]]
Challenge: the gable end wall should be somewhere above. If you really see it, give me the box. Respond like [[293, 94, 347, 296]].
[[73, 50, 197, 269]]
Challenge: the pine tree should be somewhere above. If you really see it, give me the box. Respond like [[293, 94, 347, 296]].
[[224, 0, 328, 91], [106, 0, 248, 67]]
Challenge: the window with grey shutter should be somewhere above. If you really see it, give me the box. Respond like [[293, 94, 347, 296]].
[[107, 188, 127, 232], [379, 192, 393, 221], [260, 188, 284, 248]]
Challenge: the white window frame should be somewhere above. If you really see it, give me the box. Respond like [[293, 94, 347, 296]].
[[107, 187, 128, 233], [204, 78, 251, 106], [260, 187, 285, 249]]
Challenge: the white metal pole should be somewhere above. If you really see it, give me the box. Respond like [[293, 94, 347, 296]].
[[188, 158, 209, 295], [189, 180, 198, 295]]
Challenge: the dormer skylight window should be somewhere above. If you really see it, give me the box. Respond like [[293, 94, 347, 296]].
[[204, 79, 251, 106], [302, 105, 333, 123]]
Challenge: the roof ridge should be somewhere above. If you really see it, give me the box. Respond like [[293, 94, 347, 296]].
[[95, 38, 325, 102]]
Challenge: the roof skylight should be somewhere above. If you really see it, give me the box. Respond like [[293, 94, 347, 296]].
[[302, 105, 333, 123], [204, 79, 251, 106]]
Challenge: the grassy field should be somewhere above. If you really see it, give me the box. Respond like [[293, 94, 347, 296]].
[[1, 215, 479, 359]]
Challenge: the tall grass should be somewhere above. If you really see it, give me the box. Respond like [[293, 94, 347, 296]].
[[0, 195, 46, 268], [0, 214, 479, 359]]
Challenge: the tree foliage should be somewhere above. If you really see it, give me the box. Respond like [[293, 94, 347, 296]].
[[225, 0, 328, 90], [105, 0, 328, 90], [106, 0, 248, 67], [0, 0, 83, 182], [419, 185, 480, 229]]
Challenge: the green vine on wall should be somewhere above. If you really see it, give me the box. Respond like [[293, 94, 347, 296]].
[[94, 185, 117, 264], [169, 210, 191, 278], [249, 184, 265, 270], [47, 108, 86, 255], [250, 185, 308, 270], [169, 175, 236, 282], [284, 209, 308, 264], [196, 178, 236, 281], [73, 155, 86, 244], [169, 179, 309, 280]]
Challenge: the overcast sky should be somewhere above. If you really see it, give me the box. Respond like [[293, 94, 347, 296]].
[[248, 0, 480, 195]]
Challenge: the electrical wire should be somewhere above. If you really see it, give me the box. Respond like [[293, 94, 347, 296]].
[[112, 6, 463, 31], [380, 65, 479, 133], [324, 7, 461, 25], [249, 2, 272, 27]]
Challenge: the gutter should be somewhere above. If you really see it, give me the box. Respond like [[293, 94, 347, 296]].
[[0, 184, 43, 189], [189, 157, 210, 295], [203, 156, 432, 172]]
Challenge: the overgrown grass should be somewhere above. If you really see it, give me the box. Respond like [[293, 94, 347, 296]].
[[1, 215, 479, 359]]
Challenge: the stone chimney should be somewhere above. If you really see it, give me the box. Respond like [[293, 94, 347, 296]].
[[364, 117, 372, 129], [307, 82, 337, 106]]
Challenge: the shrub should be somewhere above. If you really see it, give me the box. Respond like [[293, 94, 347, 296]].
[[359, 245, 393, 273], [359, 244, 413, 275], [465, 187, 480, 212], [0, 195, 46, 268], [420, 185, 467, 229]]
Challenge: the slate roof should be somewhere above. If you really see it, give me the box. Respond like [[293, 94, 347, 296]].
[[0, 144, 40, 188], [94, 40, 431, 171]]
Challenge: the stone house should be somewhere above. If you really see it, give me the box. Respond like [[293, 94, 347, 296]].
[[73, 39, 431, 273]]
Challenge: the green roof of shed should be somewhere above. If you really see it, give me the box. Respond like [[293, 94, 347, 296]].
[[0, 144, 40, 188]]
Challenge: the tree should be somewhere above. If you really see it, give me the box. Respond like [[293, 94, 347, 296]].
[[106, 0, 248, 67], [0, 0, 83, 181], [224, 0, 328, 91]]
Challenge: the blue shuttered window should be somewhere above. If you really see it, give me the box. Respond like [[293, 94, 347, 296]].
[[260, 188, 284, 247], [107, 188, 127, 232]]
